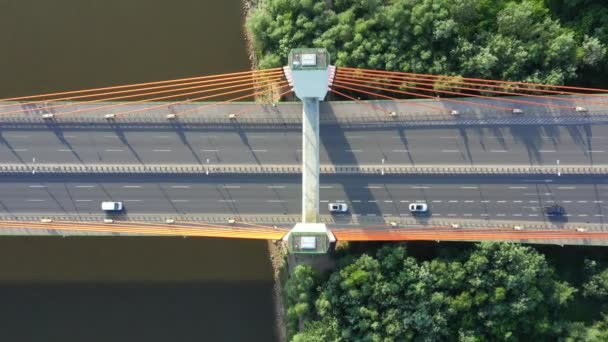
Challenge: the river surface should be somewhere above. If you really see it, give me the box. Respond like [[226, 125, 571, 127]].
[[0, 0, 250, 97], [0, 1, 276, 341]]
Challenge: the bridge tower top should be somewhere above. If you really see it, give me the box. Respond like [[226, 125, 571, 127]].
[[285, 48, 334, 100]]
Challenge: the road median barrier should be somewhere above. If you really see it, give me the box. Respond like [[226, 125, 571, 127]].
[[1, 163, 608, 175]]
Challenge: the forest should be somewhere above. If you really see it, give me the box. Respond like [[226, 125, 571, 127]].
[[247, 1, 608, 340], [285, 242, 608, 341], [246, 0, 607, 86]]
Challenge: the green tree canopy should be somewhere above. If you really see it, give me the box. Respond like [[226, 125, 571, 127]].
[[247, 0, 606, 84], [295, 243, 574, 341]]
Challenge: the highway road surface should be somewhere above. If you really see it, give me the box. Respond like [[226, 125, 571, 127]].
[[0, 123, 607, 166], [0, 174, 606, 224]]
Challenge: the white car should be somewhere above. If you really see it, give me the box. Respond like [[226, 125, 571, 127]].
[[328, 203, 348, 213], [101, 201, 123, 211], [409, 203, 428, 213]]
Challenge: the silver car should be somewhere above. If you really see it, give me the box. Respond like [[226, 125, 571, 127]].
[[409, 203, 428, 213], [328, 203, 348, 213]]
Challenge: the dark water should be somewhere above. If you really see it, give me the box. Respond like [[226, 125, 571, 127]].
[[0, 0, 250, 97], [0, 1, 275, 341], [0, 237, 276, 342]]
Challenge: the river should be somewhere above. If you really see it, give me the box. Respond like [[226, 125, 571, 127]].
[[0, 1, 277, 341]]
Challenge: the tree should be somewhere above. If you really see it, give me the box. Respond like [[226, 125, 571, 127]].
[[246, 0, 604, 85], [292, 243, 574, 341], [284, 265, 319, 339], [583, 262, 608, 299]]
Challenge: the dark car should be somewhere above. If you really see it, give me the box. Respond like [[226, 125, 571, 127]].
[[546, 205, 565, 216]]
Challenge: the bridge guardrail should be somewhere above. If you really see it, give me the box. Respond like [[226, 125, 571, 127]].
[[1, 163, 608, 175]]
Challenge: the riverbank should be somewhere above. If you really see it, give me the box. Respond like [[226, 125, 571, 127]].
[[267, 240, 288, 342], [242, 0, 259, 71]]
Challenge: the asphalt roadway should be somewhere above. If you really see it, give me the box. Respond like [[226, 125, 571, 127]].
[[0, 174, 606, 224], [0, 123, 607, 166]]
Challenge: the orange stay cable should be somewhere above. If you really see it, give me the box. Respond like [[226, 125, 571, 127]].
[[172, 82, 291, 118], [0, 68, 283, 102], [0, 73, 285, 116], [333, 230, 608, 241], [0, 69, 284, 110], [335, 74, 575, 110], [235, 221, 279, 230], [338, 68, 608, 101], [339, 67, 608, 95], [331, 83, 444, 111], [337, 70, 608, 106], [328, 88, 396, 114], [53, 77, 285, 117], [332, 78, 511, 111], [112, 80, 289, 118], [109, 220, 269, 232], [330, 84, 445, 111], [26, 223, 285, 240], [0, 220, 285, 234], [333, 227, 598, 235], [234, 88, 295, 116], [345, 69, 608, 99]]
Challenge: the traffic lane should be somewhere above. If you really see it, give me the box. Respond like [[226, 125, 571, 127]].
[[1, 124, 606, 165], [0, 175, 606, 223], [0, 179, 302, 215], [2, 136, 602, 166]]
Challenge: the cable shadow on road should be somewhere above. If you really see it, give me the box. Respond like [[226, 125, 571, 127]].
[[507, 124, 545, 165], [268, 187, 290, 215], [321, 106, 381, 216], [565, 124, 594, 164], [0, 130, 26, 164], [217, 186, 240, 216], [170, 121, 203, 165], [232, 121, 262, 166], [395, 126, 415, 166], [0, 200, 15, 218], [458, 127, 474, 166], [158, 184, 182, 215], [45, 121, 85, 164], [592, 183, 605, 225], [43, 186, 69, 215], [487, 126, 509, 151], [108, 122, 144, 164]]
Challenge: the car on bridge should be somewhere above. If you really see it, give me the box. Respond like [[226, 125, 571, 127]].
[[102, 201, 123, 212], [546, 204, 565, 216], [409, 203, 428, 214], [328, 203, 348, 213]]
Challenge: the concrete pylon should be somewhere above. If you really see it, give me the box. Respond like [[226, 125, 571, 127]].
[[282, 48, 336, 254], [302, 97, 320, 223]]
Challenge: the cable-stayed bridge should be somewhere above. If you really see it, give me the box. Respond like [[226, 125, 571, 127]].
[[2, 49, 608, 249]]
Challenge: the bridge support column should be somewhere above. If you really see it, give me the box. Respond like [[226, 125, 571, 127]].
[[283, 48, 334, 254], [302, 97, 320, 223]]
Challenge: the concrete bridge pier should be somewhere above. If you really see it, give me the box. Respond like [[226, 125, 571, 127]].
[[283, 48, 336, 254], [302, 97, 320, 223]]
